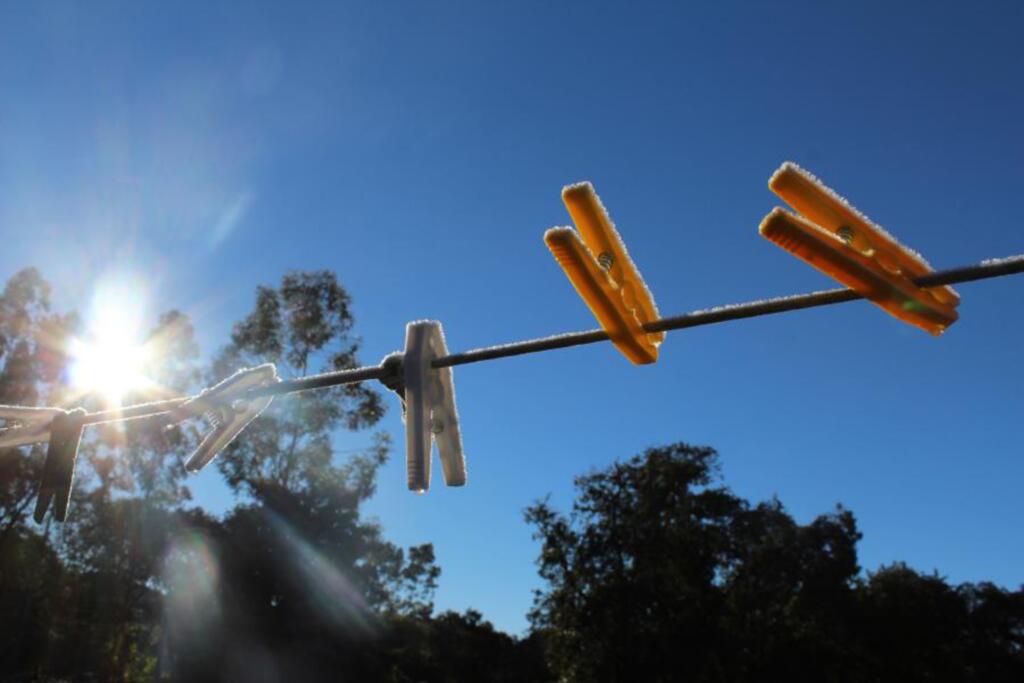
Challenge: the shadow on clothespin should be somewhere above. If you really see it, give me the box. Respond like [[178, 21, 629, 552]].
[[167, 364, 279, 473], [0, 405, 68, 450], [34, 408, 87, 523], [1, 405, 90, 523], [760, 162, 959, 335], [544, 182, 665, 364], [380, 321, 466, 493]]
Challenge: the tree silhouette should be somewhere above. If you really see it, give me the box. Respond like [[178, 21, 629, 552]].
[[0, 269, 473, 680], [2, 266, 1020, 682], [527, 443, 1024, 682]]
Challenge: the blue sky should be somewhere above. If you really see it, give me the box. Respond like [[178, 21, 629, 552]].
[[1, 1, 1022, 635]]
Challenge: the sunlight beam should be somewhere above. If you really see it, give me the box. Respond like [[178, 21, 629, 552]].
[[69, 279, 155, 405]]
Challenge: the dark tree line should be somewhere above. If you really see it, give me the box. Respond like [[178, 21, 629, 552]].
[[527, 444, 1024, 682], [0, 267, 1021, 681]]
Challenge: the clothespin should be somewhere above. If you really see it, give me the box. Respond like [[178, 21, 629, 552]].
[[0, 405, 90, 523], [381, 321, 466, 493], [760, 163, 959, 335], [0, 405, 68, 449], [545, 182, 665, 364], [34, 407, 87, 523], [167, 363, 279, 473]]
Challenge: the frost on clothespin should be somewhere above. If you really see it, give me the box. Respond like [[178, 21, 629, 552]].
[[34, 408, 87, 523], [761, 162, 959, 335], [545, 182, 664, 365], [168, 363, 279, 473], [0, 405, 68, 449], [382, 321, 466, 493]]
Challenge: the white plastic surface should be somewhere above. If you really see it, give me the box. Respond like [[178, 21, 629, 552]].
[[168, 363, 279, 472], [403, 320, 466, 493], [34, 407, 87, 523], [0, 405, 68, 448]]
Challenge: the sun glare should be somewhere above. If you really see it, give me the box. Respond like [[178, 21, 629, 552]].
[[70, 285, 155, 405]]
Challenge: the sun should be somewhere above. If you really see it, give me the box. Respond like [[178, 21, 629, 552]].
[[70, 288, 155, 405]]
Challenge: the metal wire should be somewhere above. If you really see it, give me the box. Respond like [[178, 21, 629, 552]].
[[82, 365, 389, 427], [433, 254, 1024, 367], [77, 253, 1024, 428]]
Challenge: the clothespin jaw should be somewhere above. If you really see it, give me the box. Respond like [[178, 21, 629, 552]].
[[34, 408, 86, 523], [760, 209, 959, 334], [762, 163, 959, 335], [402, 321, 466, 493], [545, 182, 664, 365], [0, 405, 67, 449], [168, 363, 279, 473]]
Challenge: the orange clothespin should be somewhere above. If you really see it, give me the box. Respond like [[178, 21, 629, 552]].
[[545, 182, 664, 364], [760, 163, 959, 335]]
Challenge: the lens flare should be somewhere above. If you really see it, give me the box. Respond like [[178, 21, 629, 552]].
[[160, 527, 223, 665], [264, 509, 378, 636]]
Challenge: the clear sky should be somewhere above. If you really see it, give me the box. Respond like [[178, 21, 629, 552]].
[[1, 1, 1022, 635]]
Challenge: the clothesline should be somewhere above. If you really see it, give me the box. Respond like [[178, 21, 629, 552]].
[[77, 252, 1024, 429]]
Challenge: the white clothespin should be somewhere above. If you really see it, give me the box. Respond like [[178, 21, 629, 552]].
[[0, 405, 68, 449], [400, 320, 466, 493], [168, 363, 279, 473], [0, 405, 90, 523], [34, 408, 87, 523]]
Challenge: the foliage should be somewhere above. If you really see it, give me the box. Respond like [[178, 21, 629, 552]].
[[0, 268, 78, 542], [0, 268, 541, 681], [527, 443, 1024, 682], [1, 266, 1021, 682]]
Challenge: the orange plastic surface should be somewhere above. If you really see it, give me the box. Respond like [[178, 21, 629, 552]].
[[546, 228, 659, 364], [561, 183, 665, 347], [770, 163, 960, 308], [760, 208, 959, 335], [545, 182, 663, 365]]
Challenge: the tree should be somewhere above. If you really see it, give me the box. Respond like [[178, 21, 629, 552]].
[[0, 268, 451, 680], [45, 311, 204, 680], [527, 443, 750, 681], [383, 609, 553, 682], [0, 268, 78, 545], [0, 269, 87, 679], [158, 270, 442, 679], [527, 443, 1024, 682], [207, 270, 384, 496]]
